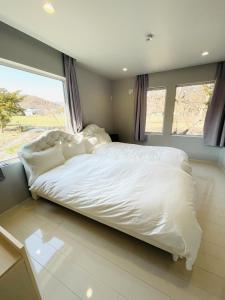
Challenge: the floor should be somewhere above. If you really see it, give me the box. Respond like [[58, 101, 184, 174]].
[[0, 161, 225, 300]]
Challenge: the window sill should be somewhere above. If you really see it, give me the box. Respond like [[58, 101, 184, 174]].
[[145, 132, 163, 136], [170, 134, 203, 138], [144, 133, 203, 139], [0, 157, 20, 168]]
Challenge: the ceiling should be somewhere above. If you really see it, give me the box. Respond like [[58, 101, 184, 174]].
[[0, 0, 225, 79]]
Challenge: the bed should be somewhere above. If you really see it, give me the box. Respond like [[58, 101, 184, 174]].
[[18, 129, 202, 270], [82, 125, 192, 174]]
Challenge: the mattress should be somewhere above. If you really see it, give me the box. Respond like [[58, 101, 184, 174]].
[[30, 154, 202, 270], [94, 142, 192, 174]]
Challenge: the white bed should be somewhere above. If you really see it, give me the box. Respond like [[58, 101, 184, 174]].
[[19, 129, 202, 270], [82, 125, 192, 174], [94, 142, 192, 174]]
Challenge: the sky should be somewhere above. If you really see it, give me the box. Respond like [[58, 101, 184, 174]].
[[0, 64, 65, 104]]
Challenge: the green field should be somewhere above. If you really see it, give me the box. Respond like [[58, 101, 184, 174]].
[[0, 114, 66, 161], [10, 114, 65, 127]]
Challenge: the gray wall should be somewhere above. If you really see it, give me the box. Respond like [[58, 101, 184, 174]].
[[0, 21, 113, 213], [218, 149, 225, 170], [0, 21, 113, 133], [112, 63, 222, 161], [77, 65, 113, 132], [0, 162, 30, 214], [0, 21, 64, 76]]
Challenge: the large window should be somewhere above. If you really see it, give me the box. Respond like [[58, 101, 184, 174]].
[[0, 62, 67, 161], [172, 82, 215, 136], [145, 88, 166, 133]]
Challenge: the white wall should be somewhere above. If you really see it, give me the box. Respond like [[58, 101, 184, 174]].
[[112, 63, 222, 161]]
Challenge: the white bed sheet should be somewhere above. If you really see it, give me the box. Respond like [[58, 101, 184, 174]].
[[30, 154, 202, 270], [94, 142, 192, 174]]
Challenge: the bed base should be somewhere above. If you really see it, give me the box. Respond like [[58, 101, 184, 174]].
[[31, 193, 193, 271]]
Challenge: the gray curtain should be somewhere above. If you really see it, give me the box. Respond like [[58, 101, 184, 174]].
[[63, 54, 83, 133], [134, 74, 149, 141], [204, 62, 225, 147]]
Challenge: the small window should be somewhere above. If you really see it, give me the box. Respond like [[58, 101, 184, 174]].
[[172, 82, 215, 136], [0, 63, 67, 162], [145, 88, 166, 134]]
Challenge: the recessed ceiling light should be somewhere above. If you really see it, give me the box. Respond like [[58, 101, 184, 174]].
[[122, 67, 128, 72], [86, 288, 93, 298], [201, 51, 209, 56], [43, 2, 55, 14]]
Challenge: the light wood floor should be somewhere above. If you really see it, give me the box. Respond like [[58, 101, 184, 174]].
[[0, 160, 225, 300]]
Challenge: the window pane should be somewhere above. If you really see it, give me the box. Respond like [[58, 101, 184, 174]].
[[0, 64, 66, 161], [172, 83, 214, 136], [145, 88, 166, 133]]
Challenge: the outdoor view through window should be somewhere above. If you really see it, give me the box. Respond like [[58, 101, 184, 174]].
[[172, 83, 215, 135], [145, 88, 166, 133], [0, 63, 66, 161]]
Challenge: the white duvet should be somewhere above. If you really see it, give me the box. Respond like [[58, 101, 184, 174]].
[[94, 142, 192, 174], [30, 154, 202, 270]]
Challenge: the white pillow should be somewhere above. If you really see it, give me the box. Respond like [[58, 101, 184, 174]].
[[82, 125, 111, 152], [62, 140, 86, 160], [23, 145, 65, 186], [97, 130, 112, 144], [83, 132, 111, 153], [84, 137, 98, 153]]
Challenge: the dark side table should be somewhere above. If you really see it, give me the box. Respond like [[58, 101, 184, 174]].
[[109, 134, 119, 142]]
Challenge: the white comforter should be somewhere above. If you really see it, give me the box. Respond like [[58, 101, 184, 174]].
[[94, 142, 192, 174], [30, 154, 202, 270]]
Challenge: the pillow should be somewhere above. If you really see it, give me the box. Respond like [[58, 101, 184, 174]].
[[82, 124, 101, 136], [96, 130, 111, 144], [62, 140, 86, 160], [84, 137, 99, 153], [23, 145, 65, 186], [84, 132, 111, 153], [82, 125, 111, 144]]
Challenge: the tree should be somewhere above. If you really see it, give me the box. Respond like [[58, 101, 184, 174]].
[[0, 89, 24, 132]]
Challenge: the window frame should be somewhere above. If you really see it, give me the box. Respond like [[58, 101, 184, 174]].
[[171, 80, 215, 137], [145, 86, 167, 135], [0, 57, 69, 163]]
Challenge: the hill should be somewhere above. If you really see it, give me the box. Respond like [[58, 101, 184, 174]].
[[20, 95, 64, 114]]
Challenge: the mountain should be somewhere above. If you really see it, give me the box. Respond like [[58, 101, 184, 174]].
[[20, 95, 64, 114]]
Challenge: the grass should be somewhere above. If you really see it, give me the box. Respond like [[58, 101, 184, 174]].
[[5, 144, 21, 154], [0, 131, 20, 146], [0, 114, 66, 161], [10, 114, 65, 127]]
